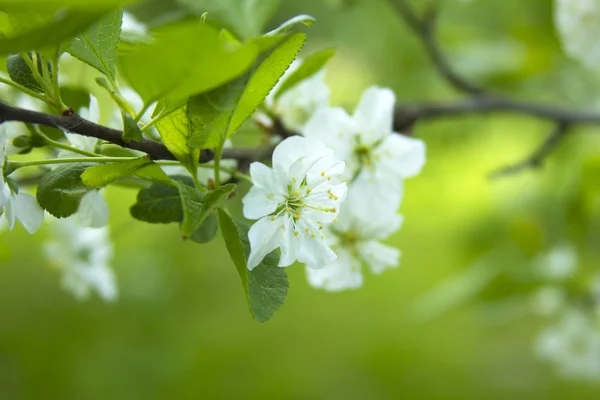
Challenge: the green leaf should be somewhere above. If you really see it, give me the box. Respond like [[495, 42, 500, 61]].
[[155, 106, 199, 175], [6, 52, 45, 92], [36, 163, 91, 218], [121, 112, 143, 142], [134, 163, 174, 186], [60, 86, 91, 111], [179, 0, 281, 39], [67, 9, 122, 83], [80, 157, 152, 188], [118, 21, 257, 104], [130, 181, 182, 224], [187, 32, 305, 148], [0, 9, 110, 55], [274, 48, 335, 99], [1, 0, 130, 10], [177, 182, 235, 238], [265, 14, 315, 36], [217, 209, 288, 322], [189, 214, 218, 243]]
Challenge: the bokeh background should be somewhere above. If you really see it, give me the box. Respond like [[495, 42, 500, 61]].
[[3, 0, 600, 398]]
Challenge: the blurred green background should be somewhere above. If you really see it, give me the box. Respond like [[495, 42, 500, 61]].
[[3, 0, 600, 398]]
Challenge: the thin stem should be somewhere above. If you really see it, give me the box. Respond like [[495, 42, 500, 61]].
[[134, 102, 152, 123], [11, 156, 138, 169], [45, 138, 101, 158], [49, 47, 67, 112], [155, 160, 252, 182], [19, 52, 50, 95], [140, 113, 163, 132], [213, 141, 224, 188]]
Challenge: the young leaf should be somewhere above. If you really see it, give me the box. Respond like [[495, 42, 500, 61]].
[[0, 10, 109, 55], [130, 181, 182, 224], [217, 209, 288, 322], [36, 163, 91, 218], [80, 156, 152, 188], [274, 48, 335, 99], [134, 163, 174, 186], [6, 52, 46, 92], [155, 107, 199, 175], [121, 112, 143, 142], [187, 32, 306, 148], [177, 183, 235, 238], [67, 9, 122, 84], [179, 0, 281, 40], [118, 21, 257, 104], [265, 14, 316, 36]]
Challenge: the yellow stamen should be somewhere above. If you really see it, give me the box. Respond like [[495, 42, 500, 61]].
[[320, 171, 325, 176], [294, 231, 299, 237], [305, 228, 309, 233]]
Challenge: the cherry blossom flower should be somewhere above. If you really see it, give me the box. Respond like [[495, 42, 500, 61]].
[[243, 136, 347, 270]]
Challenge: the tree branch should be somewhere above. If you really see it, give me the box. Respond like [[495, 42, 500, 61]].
[[490, 122, 570, 178], [0, 101, 273, 165]]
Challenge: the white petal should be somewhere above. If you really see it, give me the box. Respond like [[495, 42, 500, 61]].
[[278, 214, 299, 267], [122, 11, 147, 34], [13, 192, 44, 234], [357, 240, 400, 274], [377, 134, 426, 179], [306, 248, 363, 291], [247, 216, 282, 270], [296, 219, 337, 269], [302, 107, 357, 161], [242, 186, 279, 220], [4, 192, 16, 230], [77, 190, 109, 228], [350, 170, 403, 213], [249, 162, 278, 193], [272, 136, 331, 172], [353, 86, 395, 141], [0, 183, 10, 209]]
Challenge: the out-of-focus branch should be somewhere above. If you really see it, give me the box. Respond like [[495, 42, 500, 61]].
[[0, 101, 274, 165], [389, 0, 600, 174], [490, 122, 571, 178]]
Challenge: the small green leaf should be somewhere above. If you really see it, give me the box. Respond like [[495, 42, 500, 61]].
[[177, 182, 235, 238], [36, 163, 91, 218], [274, 48, 335, 99], [67, 9, 122, 83], [81, 157, 152, 188], [118, 21, 257, 104], [189, 214, 218, 243], [187, 32, 305, 148], [134, 163, 174, 186], [265, 14, 315, 36], [60, 86, 91, 111], [0, 10, 110, 55], [217, 209, 289, 322], [130, 181, 182, 224], [6, 52, 46, 92], [121, 112, 143, 142], [179, 0, 281, 39], [155, 106, 199, 175]]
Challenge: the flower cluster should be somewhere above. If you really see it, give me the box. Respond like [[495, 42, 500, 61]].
[[244, 62, 426, 290]]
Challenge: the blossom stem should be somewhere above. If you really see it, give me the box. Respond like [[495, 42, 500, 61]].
[[10, 156, 139, 169], [44, 137, 101, 158], [0, 76, 47, 103]]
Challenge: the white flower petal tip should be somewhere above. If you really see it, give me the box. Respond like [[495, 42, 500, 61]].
[[243, 136, 347, 270]]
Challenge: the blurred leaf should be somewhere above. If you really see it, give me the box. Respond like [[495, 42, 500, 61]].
[[187, 32, 305, 148], [274, 47, 334, 99], [179, 0, 281, 39], [177, 182, 235, 238], [189, 213, 218, 243], [6, 52, 45, 92], [36, 163, 90, 218], [1, 0, 130, 10], [0, 10, 110, 55], [118, 21, 257, 104], [60, 86, 91, 111], [121, 112, 143, 142], [81, 156, 151, 188], [265, 14, 315, 36], [130, 181, 182, 223], [217, 209, 288, 322], [67, 9, 122, 83], [155, 107, 199, 175]]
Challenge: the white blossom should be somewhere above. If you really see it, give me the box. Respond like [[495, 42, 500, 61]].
[[535, 243, 578, 281], [243, 136, 347, 270], [306, 187, 402, 291], [122, 11, 147, 35], [263, 59, 330, 132], [43, 217, 117, 302], [303, 86, 426, 209], [555, 0, 600, 68], [530, 286, 567, 316], [535, 308, 600, 381], [0, 125, 44, 234]]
